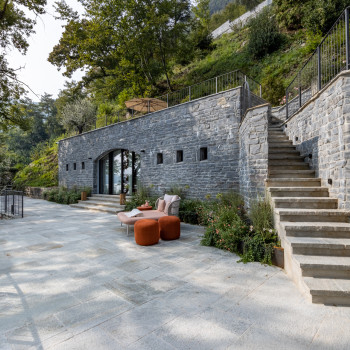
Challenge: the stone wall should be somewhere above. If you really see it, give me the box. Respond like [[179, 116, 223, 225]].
[[211, 0, 273, 39], [282, 71, 350, 209], [239, 104, 269, 206], [59, 88, 244, 199]]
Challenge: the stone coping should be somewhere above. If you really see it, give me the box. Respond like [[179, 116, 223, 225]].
[[59, 86, 242, 143]]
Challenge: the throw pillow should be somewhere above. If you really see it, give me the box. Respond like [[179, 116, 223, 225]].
[[164, 193, 173, 203], [164, 202, 171, 214], [157, 199, 166, 212]]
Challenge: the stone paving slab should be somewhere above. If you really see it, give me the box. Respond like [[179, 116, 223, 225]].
[[1, 198, 350, 349]]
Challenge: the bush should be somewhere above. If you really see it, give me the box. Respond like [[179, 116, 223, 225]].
[[179, 198, 203, 225], [247, 7, 284, 59], [201, 194, 279, 265], [124, 184, 158, 211], [43, 186, 91, 205]]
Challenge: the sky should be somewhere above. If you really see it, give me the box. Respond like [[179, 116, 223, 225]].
[[7, 1, 85, 102]]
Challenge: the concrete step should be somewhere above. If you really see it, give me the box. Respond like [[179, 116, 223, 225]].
[[266, 178, 321, 187], [268, 148, 298, 154], [268, 141, 294, 147], [269, 159, 307, 166], [282, 222, 350, 238], [86, 197, 123, 204], [288, 237, 350, 256], [268, 154, 304, 160], [91, 194, 132, 199], [276, 208, 350, 223], [294, 254, 350, 279], [268, 170, 315, 178], [79, 200, 125, 209], [268, 137, 290, 142], [269, 187, 329, 197], [273, 197, 338, 209], [303, 277, 350, 305], [70, 203, 124, 214], [269, 131, 285, 136], [269, 163, 310, 170]]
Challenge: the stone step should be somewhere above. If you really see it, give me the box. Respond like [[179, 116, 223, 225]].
[[282, 222, 350, 238], [87, 197, 123, 204], [268, 148, 298, 154], [268, 140, 293, 145], [79, 200, 125, 209], [273, 197, 337, 209], [269, 159, 307, 166], [294, 254, 350, 279], [276, 208, 350, 223], [268, 170, 315, 178], [303, 277, 350, 305], [268, 137, 290, 142], [70, 203, 123, 214], [269, 131, 285, 135], [269, 187, 329, 197], [268, 154, 304, 160], [91, 194, 132, 199], [266, 178, 321, 187], [269, 163, 310, 170], [288, 237, 350, 256]]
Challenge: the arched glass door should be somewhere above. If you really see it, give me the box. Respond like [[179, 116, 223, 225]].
[[99, 150, 140, 195]]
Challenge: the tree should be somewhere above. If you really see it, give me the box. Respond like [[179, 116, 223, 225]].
[[60, 98, 97, 134], [49, 0, 194, 101], [0, 0, 46, 130]]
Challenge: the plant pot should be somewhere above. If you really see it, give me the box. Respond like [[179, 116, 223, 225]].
[[272, 246, 284, 268], [120, 193, 126, 205], [81, 191, 87, 201]]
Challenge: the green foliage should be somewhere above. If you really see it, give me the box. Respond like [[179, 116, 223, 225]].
[[167, 184, 189, 200], [0, 0, 46, 130], [201, 193, 279, 265], [247, 7, 285, 59], [13, 142, 59, 189], [124, 184, 158, 211], [43, 186, 92, 205], [179, 198, 203, 224]]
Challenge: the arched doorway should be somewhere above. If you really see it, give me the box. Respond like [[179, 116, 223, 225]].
[[98, 150, 140, 195]]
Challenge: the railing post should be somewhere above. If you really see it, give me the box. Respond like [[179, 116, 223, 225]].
[[259, 85, 262, 98], [298, 73, 302, 108], [215, 77, 218, 94], [317, 46, 322, 91], [105, 115, 107, 126], [286, 90, 289, 120], [189, 86, 191, 101], [22, 192, 24, 218], [166, 94, 169, 108], [346, 7, 350, 70]]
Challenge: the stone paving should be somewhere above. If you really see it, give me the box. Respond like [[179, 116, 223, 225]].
[[1, 198, 350, 350]]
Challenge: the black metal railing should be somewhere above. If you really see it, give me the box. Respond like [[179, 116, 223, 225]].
[[286, 7, 350, 119], [90, 70, 263, 131], [0, 189, 24, 219]]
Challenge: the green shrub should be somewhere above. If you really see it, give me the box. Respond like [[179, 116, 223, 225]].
[[124, 184, 158, 211], [179, 198, 203, 224], [247, 7, 285, 59], [43, 186, 91, 205], [249, 197, 274, 232]]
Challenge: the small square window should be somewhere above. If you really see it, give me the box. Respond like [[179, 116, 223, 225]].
[[157, 153, 163, 165], [82, 162, 85, 170], [200, 147, 208, 161], [66, 164, 69, 171], [73, 163, 77, 170], [176, 150, 183, 163]]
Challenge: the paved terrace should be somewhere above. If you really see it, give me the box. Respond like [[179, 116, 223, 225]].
[[0, 198, 349, 350]]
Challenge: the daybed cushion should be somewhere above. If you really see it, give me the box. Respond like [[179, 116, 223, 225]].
[[117, 210, 167, 225]]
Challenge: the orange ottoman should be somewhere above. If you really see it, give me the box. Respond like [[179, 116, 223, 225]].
[[134, 219, 159, 246], [159, 216, 181, 240]]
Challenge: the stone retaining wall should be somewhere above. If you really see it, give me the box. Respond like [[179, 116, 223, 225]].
[[283, 72, 350, 209], [239, 105, 269, 206], [59, 88, 244, 199]]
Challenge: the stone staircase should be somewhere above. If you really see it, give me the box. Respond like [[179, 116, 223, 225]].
[[266, 125, 350, 306], [70, 194, 129, 214]]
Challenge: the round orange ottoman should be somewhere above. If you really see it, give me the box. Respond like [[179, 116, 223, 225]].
[[159, 216, 181, 240], [134, 219, 159, 246]]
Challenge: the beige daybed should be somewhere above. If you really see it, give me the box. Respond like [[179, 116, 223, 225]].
[[117, 195, 181, 235]]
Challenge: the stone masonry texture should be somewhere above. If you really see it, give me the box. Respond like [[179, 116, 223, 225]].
[[239, 105, 269, 206], [58, 88, 255, 200], [283, 72, 350, 209]]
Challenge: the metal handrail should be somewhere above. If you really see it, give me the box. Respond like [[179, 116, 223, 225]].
[[286, 6, 350, 119]]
